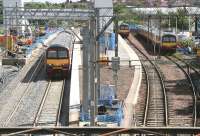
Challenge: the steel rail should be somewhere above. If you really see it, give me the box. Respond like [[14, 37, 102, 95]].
[[55, 79, 66, 126], [141, 63, 150, 126], [3, 54, 45, 127], [33, 79, 65, 127], [166, 56, 197, 127], [127, 37, 168, 127], [173, 55, 200, 76], [33, 80, 52, 127], [3, 127, 200, 135]]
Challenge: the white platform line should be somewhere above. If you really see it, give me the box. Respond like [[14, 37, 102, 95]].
[[118, 35, 142, 127], [69, 32, 82, 123]]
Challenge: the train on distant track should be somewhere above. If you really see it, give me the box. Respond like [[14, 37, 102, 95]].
[[118, 23, 130, 38], [137, 25, 177, 52], [119, 23, 177, 52]]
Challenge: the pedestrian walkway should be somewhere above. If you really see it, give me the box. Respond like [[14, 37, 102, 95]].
[[107, 37, 130, 66]]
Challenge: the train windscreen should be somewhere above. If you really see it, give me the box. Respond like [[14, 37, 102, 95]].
[[120, 25, 129, 30], [47, 48, 68, 59], [58, 50, 68, 59], [162, 36, 176, 42], [47, 50, 57, 59]]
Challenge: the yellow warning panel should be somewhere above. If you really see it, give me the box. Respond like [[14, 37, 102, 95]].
[[99, 55, 109, 66], [197, 48, 200, 57]]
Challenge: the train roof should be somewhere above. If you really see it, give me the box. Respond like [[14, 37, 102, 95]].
[[47, 44, 69, 49], [162, 33, 176, 36]]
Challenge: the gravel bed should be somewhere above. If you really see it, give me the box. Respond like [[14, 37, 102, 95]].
[[0, 32, 73, 127], [7, 68, 48, 127], [0, 64, 20, 91], [158, 57, 194, 127], [0, 52, 44, 127], [130, 34, 195, 127]]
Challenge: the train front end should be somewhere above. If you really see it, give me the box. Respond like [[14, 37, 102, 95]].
[[46, 45, 71, 78], [119, 24, 130, 38], [161, 34, 177, 51]]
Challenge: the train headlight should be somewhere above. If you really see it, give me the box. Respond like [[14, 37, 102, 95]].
[[47, 64, 53, 68], [62, 64, 69, 69]]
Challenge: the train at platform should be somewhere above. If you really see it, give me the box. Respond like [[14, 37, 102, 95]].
[[45, 44, 71, 78], [118, 23, 130, 38], [45, 31, 74, 79]]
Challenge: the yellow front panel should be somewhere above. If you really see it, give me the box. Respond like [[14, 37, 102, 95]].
[[197, 49, 200, 57], [46, 59, 70, 66], [162, 42, 177, 47], [119, 30, 129, 33]]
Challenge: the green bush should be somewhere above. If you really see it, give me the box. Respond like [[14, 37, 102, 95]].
[[179, 39, 194, 47]]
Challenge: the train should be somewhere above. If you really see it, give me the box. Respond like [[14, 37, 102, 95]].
[[45, 44, 71, 78], [118, 23, 130, 38], [137, 25, 177, 51], [118, 23, 177, 51], [161, 34, 177, 50]]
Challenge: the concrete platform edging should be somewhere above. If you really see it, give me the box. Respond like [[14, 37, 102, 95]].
[[69, 30, 82, 124], [118, 35, 142, 127]]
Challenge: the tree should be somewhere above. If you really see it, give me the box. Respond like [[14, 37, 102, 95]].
[[169, 8, 189, 31]]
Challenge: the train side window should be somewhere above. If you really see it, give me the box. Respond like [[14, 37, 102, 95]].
[[58, 50, 68, 59], [162, 37, 169, 42], [170, 37, 176, 42], [162, 36, 176, 42], [47, 50, 57, 58]]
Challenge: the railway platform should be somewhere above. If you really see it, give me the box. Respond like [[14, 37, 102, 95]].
[[69, 29, 82, 124], [69, 33, 142, 127], [107, 35, 142, 127], [68, 33, 142, 127]]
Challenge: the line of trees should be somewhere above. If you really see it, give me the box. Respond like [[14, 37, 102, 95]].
[[114, 4, 192, 31], [114, 3, 140, 24], [162, 8, 190, 31], [24, 1, 88, 9]]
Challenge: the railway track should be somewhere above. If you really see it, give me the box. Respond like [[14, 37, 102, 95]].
[[135, 63, 149, 126], [166, 56, 197, 127], [2, 54, 45, 127], [33, 79, 65, 127], [174, 56, 200, 90], [0, 32, 72, 128], [126, 38, 168, 127]]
